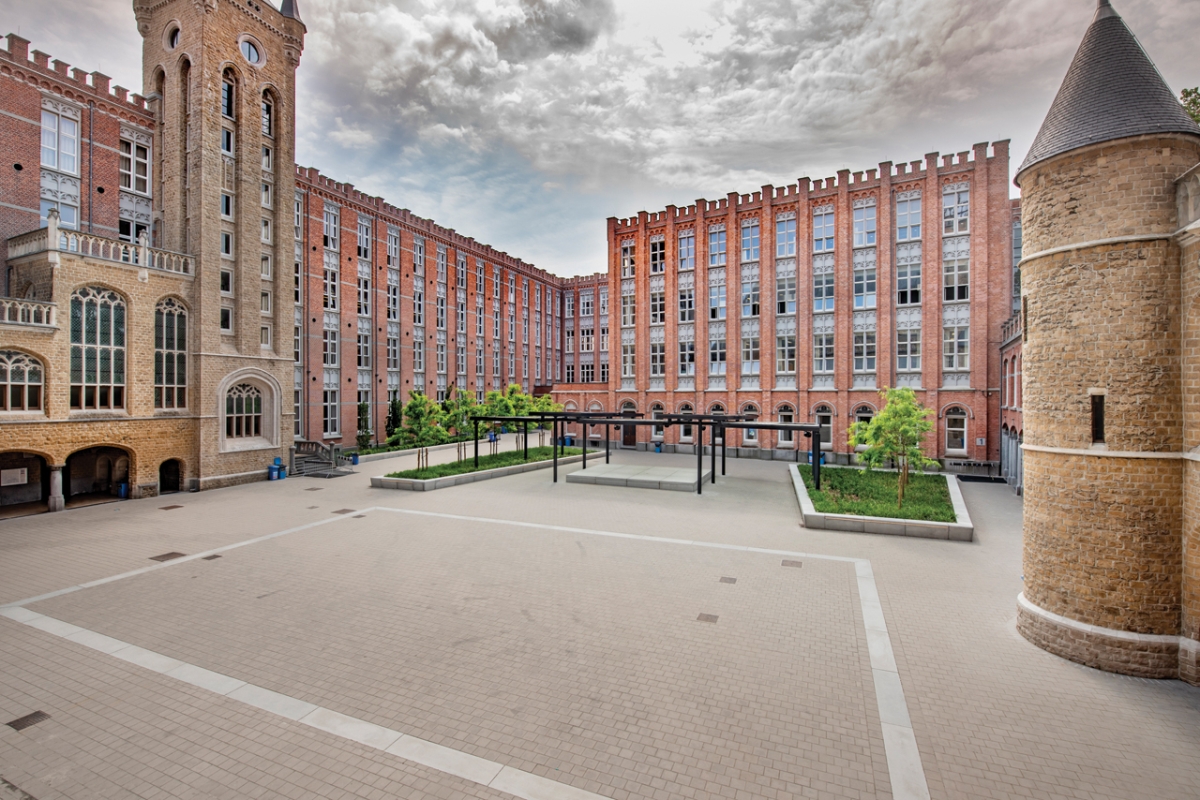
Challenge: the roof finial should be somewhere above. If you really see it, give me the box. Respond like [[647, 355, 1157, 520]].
[[1095, 0, 1118, 22]]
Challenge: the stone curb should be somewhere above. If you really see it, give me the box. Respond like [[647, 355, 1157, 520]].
[[370, 455, 584, 492], [789, 464, 974, 541], [356, 435, 554, 464]]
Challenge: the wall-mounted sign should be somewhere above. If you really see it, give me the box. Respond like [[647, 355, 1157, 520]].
[[1, 468, 29, 486]]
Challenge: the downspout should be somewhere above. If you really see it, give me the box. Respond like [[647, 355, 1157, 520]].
[[87, 101, 95, 233]]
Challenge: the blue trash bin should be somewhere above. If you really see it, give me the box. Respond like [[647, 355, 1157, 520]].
[[116, 482, 129, 499], [279, 466, 287, 479], [268, 465, 280, 481], [351, 453, 360, 465]]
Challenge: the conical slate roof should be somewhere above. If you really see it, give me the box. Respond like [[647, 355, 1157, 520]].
[[1016, 0, 1199, 179]]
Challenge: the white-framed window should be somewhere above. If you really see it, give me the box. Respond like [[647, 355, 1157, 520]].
[[294, 259, 302, 305], [853, 205, 876, 247], [742, 406, 759, 443], [119, 139, 149, 194], [294, 325, 302, 364], [566, 363, 575, 383], [260, 291, 272, 314], [897, 330, 921, 371], [322, 328, 340, 366], [943, 326, 969, 371], [813, 273, 834, 312], [621, 344, 636, 378], [566, 329, 574, 353], [387, 231, 400, 267], [357, 334, 371, 368], [358, 274, 371, 316], [220, 307, 233, 332], [776, 216, 796, 258], [776, 275, 796, 315], [853, 331, 876, 372], [294, 196, 303, 240], [323, 254, 338, 310], [261, 218, 272, 244], [650, 239, 665, 274], [599, 325, 609, 352], [944, 188, 970, 234], [651, 403, 665, 439], [225, 384, 263, 439], [154, 298, 187, 409], [621, 242, 636, 277], [679, 341, 695, 375], [221, 231, 234, 257], [897, 197, 921, 240], [708, 228, 726, 267], [679, 403, 694, 442], [741, 337, 760, 376], [855, 405, 874, 428], [815, 405, 833, 450], [388, 336, 400, 370], [323, 208, 339, 250], [262, 145, 273, 170], [261, 182, 272, 208], [41, 108, 79, 173], [221, 128, 234, 155], [580, 294, 594, 317], [621, 293, 636, 327], [813, 333, 834, 373], [118, 219, 148, 246], [708, 285, 726, 320], [945, 407, 967, 454], [813, 211, 834, 252], [413, 340, 425, 372], [357, 219, 371, 259], [220, 270, 234, 295], [650, 291, 666, 324], [944, 256, 969, 301], [741, 221, 760, 262], [260, 325, 271, 347], [679, 287, 695, 322], [776, 335, 796, 374], [40, 199, 78, 230], [777, 405, 795, 445], [741, 279, 759, 317], [413, 288, 424, 325], [221, 74, 236, 117], [708, 337, 726, 375], [0, 351, 44, 412], [261, 96, 273, 136], [69, 287, 126, 410], [650, 343, 665, 376], [898, 260, 921, 305], [436, 295, 446, 330], [457, 255, 467, 287], [322, 385, 339, 435], [566, 294, 574, 318], [387, 282, 399, 321], [678, 232, 695, 270], [853, 265, 876, 309], [221, 193, 234, 219], [580, 327, 593, 352]]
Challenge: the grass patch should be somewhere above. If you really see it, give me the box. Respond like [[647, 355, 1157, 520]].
[[385, 446, 583, 480], [798, 465, 955, 522]]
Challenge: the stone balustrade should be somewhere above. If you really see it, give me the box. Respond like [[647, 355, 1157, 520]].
[[0, 297, 57, 327], [6, 211, 193, 275]]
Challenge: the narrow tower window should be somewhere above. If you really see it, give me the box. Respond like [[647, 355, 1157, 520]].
[[1091, 395, 1105, 444]]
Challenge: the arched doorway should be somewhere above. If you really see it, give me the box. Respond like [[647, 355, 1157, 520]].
[[621, 401, 638, 448], [65, 446, 132, 506], [159, 459, 182, 494], [0, 452, 49, 519]]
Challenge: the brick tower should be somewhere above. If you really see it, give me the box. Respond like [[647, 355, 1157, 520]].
[[1015, 0, 1200, 682], [132, 0, 305, 485]]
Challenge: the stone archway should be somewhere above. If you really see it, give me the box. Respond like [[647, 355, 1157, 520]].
[[0, 452, 50, 519], [65, 445, 133, 506]]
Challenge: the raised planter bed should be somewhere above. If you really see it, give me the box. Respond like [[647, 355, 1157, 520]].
[[789, 464, 974, 541], [371, 454, 583, 491]]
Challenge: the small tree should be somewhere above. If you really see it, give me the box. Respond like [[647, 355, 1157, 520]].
[[400, 391, 447, 470], [531, 393, 562, 447], [1182, 87, 1200, 125], [385, 398, 403, 439], [848, 387, 936, 508], [440, 387, 479, 461], [356, 402, 373, 450]]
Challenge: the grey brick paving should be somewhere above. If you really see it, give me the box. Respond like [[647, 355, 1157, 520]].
[[0, 448, 1198, 799]]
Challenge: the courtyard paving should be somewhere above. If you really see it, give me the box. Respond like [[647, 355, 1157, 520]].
[[0, 446, 1198, 800]]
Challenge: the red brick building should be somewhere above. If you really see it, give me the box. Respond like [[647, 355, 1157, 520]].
[[554, 145, 1022, 469]]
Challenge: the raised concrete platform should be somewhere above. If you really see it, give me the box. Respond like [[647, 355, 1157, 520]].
[[566, 463, 711, 491]]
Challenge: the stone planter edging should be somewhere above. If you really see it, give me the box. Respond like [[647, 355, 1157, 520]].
[[371, 455, 583, 492], [789, 464, 974, 541]]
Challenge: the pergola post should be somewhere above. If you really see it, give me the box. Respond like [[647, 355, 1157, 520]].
[[474, 419, 479, 469]]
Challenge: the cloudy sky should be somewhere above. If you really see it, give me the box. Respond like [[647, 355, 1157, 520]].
[[9, 0, 1197, 274]]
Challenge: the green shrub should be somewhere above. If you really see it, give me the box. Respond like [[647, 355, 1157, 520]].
[[385, 446, 584, 480], [798, 465, 955, 522]]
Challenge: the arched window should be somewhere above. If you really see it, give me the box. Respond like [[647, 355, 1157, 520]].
[[814, 405, 832, 451], [651, 402, 664, 439], [679, 403, 694, 442], [70, 287, 126, 409], [778, 404, 795, 446], [1001, 359, 1009, 405], [260, 90, 274, 137], [855, 405, 874, 425], [0, 351, 44, 411], [226, 383, 263, 438], [221, 68, 237, 119], [710, 403, 725, 443], [155, 298, 187, 409], [1015, 356, 1022, 408], [945, 406, 967, 454], [741, 404, 759, 443]]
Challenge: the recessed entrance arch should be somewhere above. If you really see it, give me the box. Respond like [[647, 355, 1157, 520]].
[[0, 451, 50, 519], [159, 459, 182, 494], [65, 445, 132, 506]]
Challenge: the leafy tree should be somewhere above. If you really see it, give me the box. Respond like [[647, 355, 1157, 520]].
[[531, 393, 563, 446], [399, 391, 447, 470], [440, 387, 479, 461], [848, 387, 937, 509], [385, 398, 403, 439], [1183, 87, 1200, 125], [356, 402, 373, 450]]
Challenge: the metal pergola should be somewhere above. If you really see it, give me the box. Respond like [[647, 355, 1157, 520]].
[[469, 410, 822, 494]]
